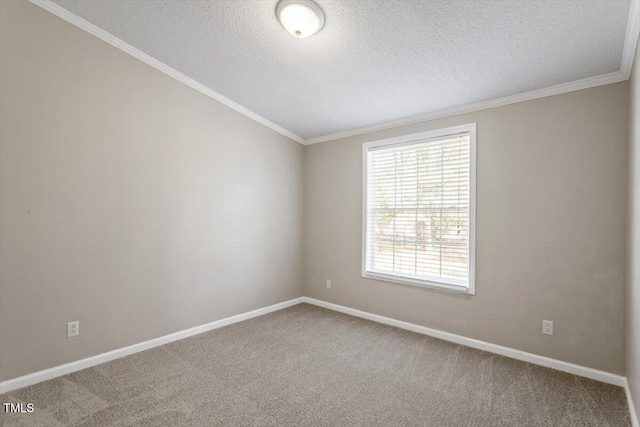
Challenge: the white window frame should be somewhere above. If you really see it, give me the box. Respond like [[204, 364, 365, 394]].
[[361, 123, 477, 295]]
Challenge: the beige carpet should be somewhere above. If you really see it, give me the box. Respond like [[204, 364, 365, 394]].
[[0, 303, 632, 426]]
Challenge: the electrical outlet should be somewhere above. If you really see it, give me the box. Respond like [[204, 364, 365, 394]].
[[326, 279, 331, 289], [67, 321, 79, 338], [543, 320, 553, 335]]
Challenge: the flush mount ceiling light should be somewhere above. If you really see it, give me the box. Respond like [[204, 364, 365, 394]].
[[276, 0, 325, 38]]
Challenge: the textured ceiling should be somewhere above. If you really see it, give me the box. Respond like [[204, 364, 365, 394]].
[[52, 0, 631, 141]]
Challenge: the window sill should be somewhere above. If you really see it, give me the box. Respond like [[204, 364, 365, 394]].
[[362, 271, 475, 295]]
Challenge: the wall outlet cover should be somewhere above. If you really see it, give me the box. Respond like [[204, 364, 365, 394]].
[[67, 321, 79, 338]]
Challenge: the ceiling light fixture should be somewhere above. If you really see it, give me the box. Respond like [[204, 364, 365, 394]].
[[276, 0, 325, 39]]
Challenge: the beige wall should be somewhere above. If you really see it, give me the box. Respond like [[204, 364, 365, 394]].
[[0, 0, 303, 381], [303, 82, 629, 374], [628, 39, 640, 414]]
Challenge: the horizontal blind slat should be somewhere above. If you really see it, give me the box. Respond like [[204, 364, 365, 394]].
[[365, 133, 471, 287]]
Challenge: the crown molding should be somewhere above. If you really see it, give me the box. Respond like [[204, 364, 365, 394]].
[[31, 0, 639, 147], [28, 0, 306, 145], [621, 0, 640, 79], [306, 0, 639, 145], [304, 71, 627, 144]]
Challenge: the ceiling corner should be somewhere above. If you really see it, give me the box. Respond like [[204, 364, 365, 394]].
[[621, 0, 640, 78], [28, 0, 308, 146]]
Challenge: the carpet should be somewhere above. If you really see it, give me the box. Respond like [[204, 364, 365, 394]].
[[0, 303, 632, 426]]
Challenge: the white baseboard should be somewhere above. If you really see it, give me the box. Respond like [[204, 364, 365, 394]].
[[624, 378, 640, 427], [1, 294, 632, 419], [0, 297, 305, 394], [301, 297, 627, 387]]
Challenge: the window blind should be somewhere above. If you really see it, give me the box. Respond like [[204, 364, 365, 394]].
[[364, 133, 472, 288]]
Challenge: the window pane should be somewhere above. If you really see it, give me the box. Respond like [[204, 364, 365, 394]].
[[394, 242, 416, 275], [365, 132, 472, 288]]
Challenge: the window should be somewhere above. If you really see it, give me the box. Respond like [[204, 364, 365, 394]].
[[362, 124, 476, 294]]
